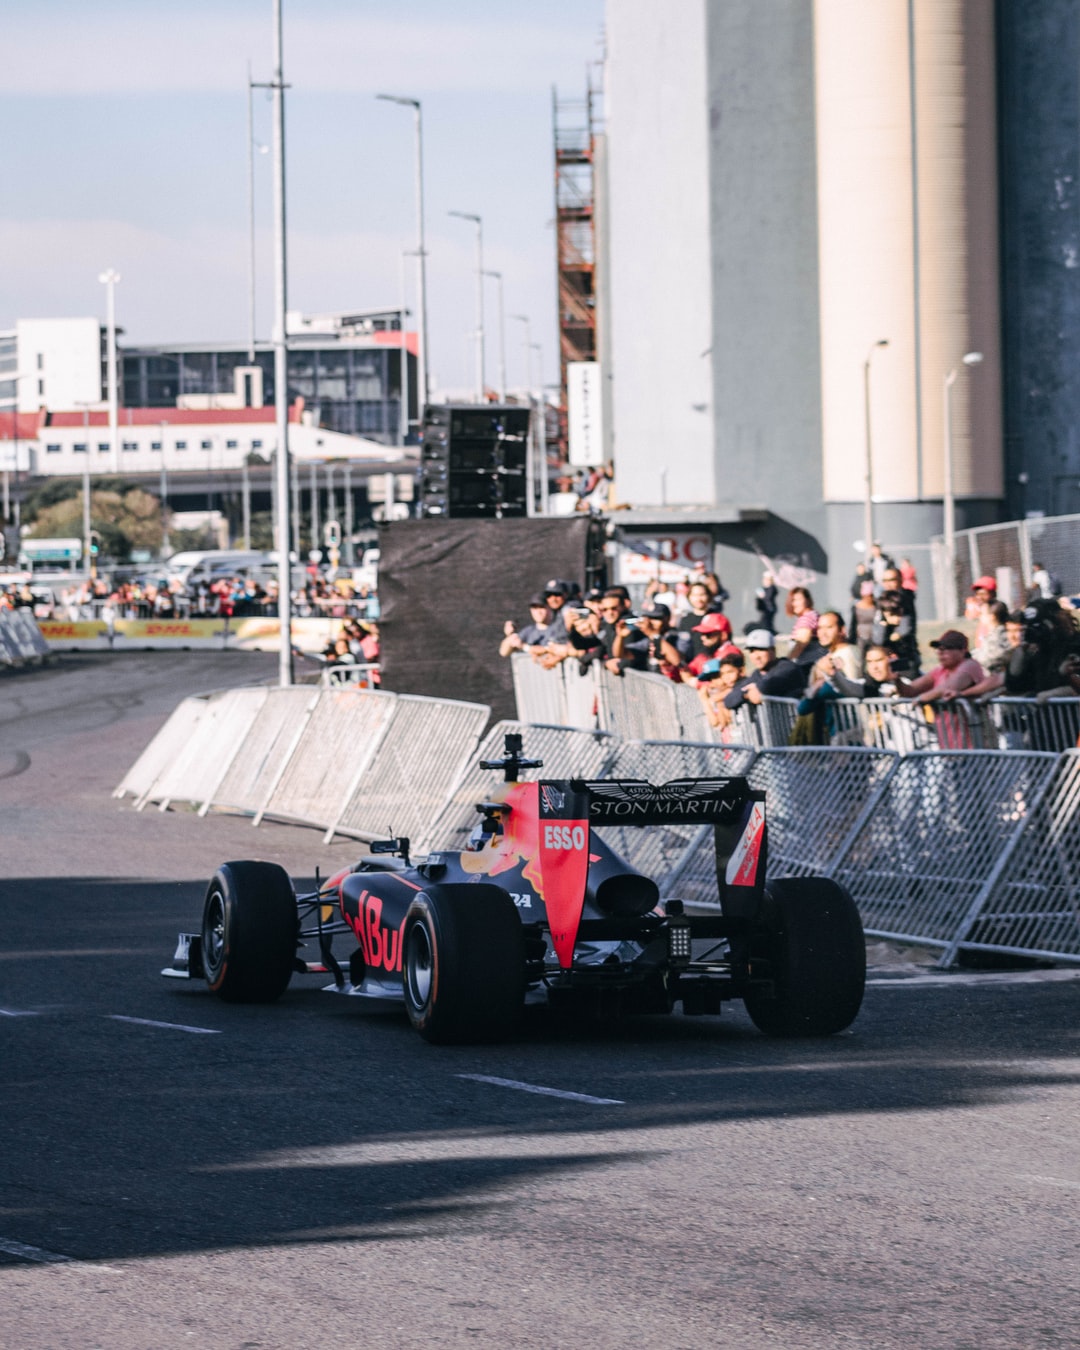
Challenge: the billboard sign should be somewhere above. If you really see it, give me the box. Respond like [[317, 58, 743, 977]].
[[567, 361, 604, 468]]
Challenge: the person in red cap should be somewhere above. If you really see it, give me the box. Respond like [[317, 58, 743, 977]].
[[683, 611, 736, 680], [896, 629, 984, 704], [965, 574, 997, 629]]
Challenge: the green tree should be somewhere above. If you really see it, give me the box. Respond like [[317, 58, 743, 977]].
[[27, 488, 163, 561]]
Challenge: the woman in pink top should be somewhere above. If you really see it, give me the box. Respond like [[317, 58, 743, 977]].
[[783, 586, 819, 659]]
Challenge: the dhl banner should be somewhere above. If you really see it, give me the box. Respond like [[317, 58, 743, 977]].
[[38, 617, 341, 653]]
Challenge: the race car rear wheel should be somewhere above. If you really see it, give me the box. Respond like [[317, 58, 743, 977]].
[[201, 861, 297, 1003], [402, 884, 525, 1044], [742, 877, 865, 1037]]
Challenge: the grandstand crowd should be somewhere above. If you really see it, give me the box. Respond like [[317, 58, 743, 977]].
[[499, 550, 1080, 743]]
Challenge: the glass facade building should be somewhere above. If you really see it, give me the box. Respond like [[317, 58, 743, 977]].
[[121, 338, 417, 445]]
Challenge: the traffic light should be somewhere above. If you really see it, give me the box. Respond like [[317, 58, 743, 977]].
[[88, 529, 101, 578]]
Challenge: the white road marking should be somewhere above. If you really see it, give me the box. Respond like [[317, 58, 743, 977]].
[[457, 1073, 623, 1105], [107, 1015, 220, 1035], [1018, 1174, 1080, 1192], [867, 968, 1080, 989], [0, 1238, 72, 1264], [0, 1008, 41, 1017]]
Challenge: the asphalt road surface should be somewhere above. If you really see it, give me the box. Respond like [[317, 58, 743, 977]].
[[2, 652, 1079, 1348]]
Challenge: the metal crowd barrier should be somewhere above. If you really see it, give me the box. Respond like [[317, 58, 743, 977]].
[[256, 688, 399, 828], [0, 608, 49, 666], [417, 721, 614, 855], [118, 680, 1080, 967], [941, 750, 1080, 965], [321, 663, 380, 689], [114, 695, 209, 805], [325, 695, 491, 845], [829, 750, 1061, 957], [149, 687, 269, 813]]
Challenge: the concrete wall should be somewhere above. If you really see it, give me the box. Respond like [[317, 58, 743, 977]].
[[16, 318, 102, 414], [704, 3, 826, 612], [998, 0, 1080, 519], [606, 0, 714, 507]]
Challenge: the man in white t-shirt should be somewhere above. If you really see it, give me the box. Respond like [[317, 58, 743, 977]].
[[896, 630, 983, 704]]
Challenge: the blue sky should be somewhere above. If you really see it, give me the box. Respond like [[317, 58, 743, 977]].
[[0, 0, 605, 394]]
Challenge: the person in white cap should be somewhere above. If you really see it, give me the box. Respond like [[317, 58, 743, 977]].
[[723, 630, 805, 709]]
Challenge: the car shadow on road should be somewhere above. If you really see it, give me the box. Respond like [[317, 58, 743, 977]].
[[1, 877, 1079, 1266]]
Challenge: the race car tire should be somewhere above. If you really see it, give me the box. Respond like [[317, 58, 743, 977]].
[[201, 861, 297, 1003], [742, 876, 865, 1037], [402, 884, 525, 1044]]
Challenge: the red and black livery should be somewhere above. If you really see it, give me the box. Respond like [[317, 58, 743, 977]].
[[165, 734, 865, 1043]]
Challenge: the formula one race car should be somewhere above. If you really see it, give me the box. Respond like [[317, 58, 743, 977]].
[[163, 735, 866, 1043]]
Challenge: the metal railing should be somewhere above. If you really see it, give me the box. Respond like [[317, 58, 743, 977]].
[[0, 608, 48, 667]]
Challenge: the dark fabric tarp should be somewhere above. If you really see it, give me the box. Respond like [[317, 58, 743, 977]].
[[378, 517, 592, 722]]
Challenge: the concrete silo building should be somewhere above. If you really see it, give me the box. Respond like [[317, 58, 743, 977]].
[[603, 0, 1005, 611]]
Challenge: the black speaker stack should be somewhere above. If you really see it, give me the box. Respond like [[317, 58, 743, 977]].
[[419, 404, 531, 518]]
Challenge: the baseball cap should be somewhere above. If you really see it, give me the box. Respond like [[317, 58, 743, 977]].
[[640, 602, 671, 622], [930, 629, 969, 650], [971, 575, 997, 592], [543, 579, 569, 597], [696, 657, 723, 682], [692, 612, 732, 635], [527, 593, 549, 607], [742, 629, 776, 650]]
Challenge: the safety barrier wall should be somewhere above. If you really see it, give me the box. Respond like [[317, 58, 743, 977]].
[[0, 608, 49, 666], [417, 721, 615, 855], [942, 750, 1080, 964], [149, 687, 269, 812], [327, 695, 491, 845], [118, 684, 1080, 967], [510, 655, 1080, 756]]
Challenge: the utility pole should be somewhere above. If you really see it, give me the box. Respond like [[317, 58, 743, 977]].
[[269, 0, 292, 684], [449, 211, 484, 401], [98, 269, 121, 474]]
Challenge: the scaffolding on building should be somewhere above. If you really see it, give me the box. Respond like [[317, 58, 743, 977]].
[[552, 77, 600, 461]]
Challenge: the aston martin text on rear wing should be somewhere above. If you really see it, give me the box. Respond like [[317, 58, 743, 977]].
[[572, 777, 763, 825]]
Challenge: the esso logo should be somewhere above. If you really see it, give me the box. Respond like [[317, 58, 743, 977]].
[[543, 823, 586, 851]]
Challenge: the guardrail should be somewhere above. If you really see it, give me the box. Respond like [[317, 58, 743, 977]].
[[0, 608, 49, 668], [510, 653, 1080, 754], [119, 678, 1080, 967]]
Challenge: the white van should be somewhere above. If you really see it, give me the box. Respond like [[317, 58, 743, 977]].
[[165, 550, 270, 588]]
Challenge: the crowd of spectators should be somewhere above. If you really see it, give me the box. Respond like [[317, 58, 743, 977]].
[[1, 571, 379, 624], [499, 549, 1080, 745]]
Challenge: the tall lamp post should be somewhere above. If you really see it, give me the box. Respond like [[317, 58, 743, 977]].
[[862, 338, 889, 562], [483, 270, 506, 402], [269, 0, 292, 686], [98, 269, 121, 474], [943, 350, 984, 618], [74, 401, 94, 578], [159, 419, 170, 557], [449, 210, 484, 401], [246, 64, 269, 364], [532, 341, 548, 515], [376, 94, 429, 415]]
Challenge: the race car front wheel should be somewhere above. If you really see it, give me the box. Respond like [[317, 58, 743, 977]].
[[402, 884, 525, 1044], [742, 877, 865, 1037], [201, 860, 297, 1003]]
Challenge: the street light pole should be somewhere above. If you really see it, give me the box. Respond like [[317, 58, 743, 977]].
[[270, 0, 293, 686], [159, 419, 170, 557], [449, 210, 484, 401], [943, 350, 984, 618], [75, 402, 93, 577], [376, 95, 428, 415], [245, 65, 269, 364], [483, 270, 506, 402], [862, 339, 889, 563], [532, 341, 548, 515], [98, 269, 121, 474]]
